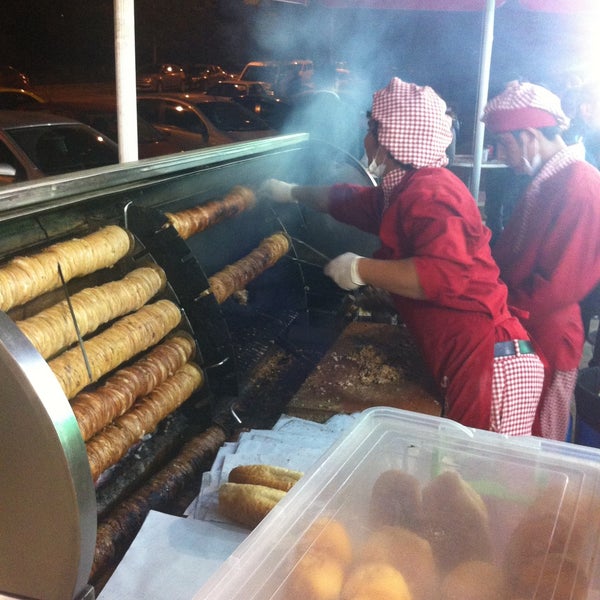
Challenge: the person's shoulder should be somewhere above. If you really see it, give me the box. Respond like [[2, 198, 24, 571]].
[[407, 166, 472, 196], [559, 159, 600, 186]]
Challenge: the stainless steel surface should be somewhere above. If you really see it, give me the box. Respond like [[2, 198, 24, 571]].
[[0, 131, 378, 595], [0, 312, 96, 600], [0, 134, 309, 222]]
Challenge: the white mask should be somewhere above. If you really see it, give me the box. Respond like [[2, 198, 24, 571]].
[[367, 147, 386, 178], [521, 139, 542, 176]]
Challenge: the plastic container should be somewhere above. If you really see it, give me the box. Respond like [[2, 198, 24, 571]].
[[574, 367, 600, 448], [195, 407, 600, 600]]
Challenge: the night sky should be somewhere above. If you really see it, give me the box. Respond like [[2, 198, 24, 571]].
[[1, 0, 597, 135]]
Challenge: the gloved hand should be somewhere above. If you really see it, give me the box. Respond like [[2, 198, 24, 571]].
[[324, 252, 366, 291], [258, 179, 297, 203]]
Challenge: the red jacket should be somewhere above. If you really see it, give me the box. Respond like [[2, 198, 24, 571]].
[[493, 160, 600, 373], [329, 167, 529, 430]]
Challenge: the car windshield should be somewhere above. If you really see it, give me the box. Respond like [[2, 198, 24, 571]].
[[194, 101, 270, 132], [6, 124, 118, 175], [87, 112, 164, 143], [242, 66, 278, 84]]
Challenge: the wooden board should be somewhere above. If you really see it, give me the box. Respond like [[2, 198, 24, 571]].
[[286, 321, 442, 422]]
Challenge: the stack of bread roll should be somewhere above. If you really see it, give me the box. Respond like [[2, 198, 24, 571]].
[[218, 464, 304, 529], [0, 225, 133, 312], [16, 265, 166, 359], [0, 224, 209, 485], [166, 186, 256, 240], [49, 299, 182, 399], [72, 332, 196, 441], [208, 232, 290, 304], [86, 361, 204, 481]]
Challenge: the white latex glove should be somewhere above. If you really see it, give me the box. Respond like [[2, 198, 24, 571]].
[[324, 252, 366, 291], [258, 178, 297, 203]]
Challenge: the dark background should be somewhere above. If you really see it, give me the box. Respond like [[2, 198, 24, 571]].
[[1, 0, 596, 147]]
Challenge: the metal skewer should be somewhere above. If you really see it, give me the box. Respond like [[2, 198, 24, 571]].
[[57, 263, 93, 383]]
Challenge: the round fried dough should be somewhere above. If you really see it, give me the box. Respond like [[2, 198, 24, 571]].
[[299, 518, 353, 567], [341, 562, 411, 600], [369, 469, 423, 531], [359, 526, 437, 600], [285, 551, 345, 600]]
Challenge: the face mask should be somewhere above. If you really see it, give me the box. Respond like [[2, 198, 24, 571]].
[[367, 147, 386, 178], [521, 139, 542, 176]]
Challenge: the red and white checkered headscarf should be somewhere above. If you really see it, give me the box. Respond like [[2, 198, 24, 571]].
[[371, 77, 453, 168], [482, 80, 570, 133]]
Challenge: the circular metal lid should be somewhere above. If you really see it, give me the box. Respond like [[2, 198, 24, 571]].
[[0, 312, 96, 600]]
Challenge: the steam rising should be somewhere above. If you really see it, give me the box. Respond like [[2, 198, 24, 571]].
[[220, 1, 598, 155]]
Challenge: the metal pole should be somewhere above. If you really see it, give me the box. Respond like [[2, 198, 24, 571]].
[[470, 0, 496, 200], [114, 0, 139, 163]]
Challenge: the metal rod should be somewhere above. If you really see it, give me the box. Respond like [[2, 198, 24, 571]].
[[286, 256, 324, 269], [57, 263, 93, 383], [289, 236, 332, 264]]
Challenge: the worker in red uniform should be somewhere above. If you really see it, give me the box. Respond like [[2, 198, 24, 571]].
[[482, 80, 600, 441], [261, 77, 544, 435]]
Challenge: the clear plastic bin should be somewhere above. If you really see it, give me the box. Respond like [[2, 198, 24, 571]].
[[195, 407, 600, 600]]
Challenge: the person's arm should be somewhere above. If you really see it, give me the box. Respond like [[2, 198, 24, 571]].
[[357, 257, 425, 299], [259, 179, 331, 213], [324, 253, 425, 300], [290, 185, 331, 213]]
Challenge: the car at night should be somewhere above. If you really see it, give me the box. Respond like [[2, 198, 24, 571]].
[[205, 80, 274, 99], [136, 63, 187, 93], [239, 60, 314, 97], [0, 110, 118, 185], [137, 93, 277, 145], [0, 65, 32, 91], [203, 80, 291, 129], [186, 64, 235, 91], [0, 87, 48, 110], [48, 100, 211, 158]]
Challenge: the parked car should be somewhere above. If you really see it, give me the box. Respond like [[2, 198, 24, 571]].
[[0, 65, 31, 90], [204, 80, 291, 130], [0, 87, 47, 110], [0, 110, 118, 185], [136, 63, 187, 93], [186, 64, 235, 91], [239, 60, 314, 97], [205, 80, 274, 99], [234, 95, 292, 131], [47, 100, 210, 158], [137, 93, 277, 145]]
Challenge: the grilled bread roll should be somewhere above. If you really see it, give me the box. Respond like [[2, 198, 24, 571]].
[[166, 186, 256, 240], [218, 482, 286, 529], [208, 232, 289, 304], [72, 332, 195, 440], [228, 464, 303, 492], [49, 299, 181, 399], [86, 361, 203, 480], [0, 225, 132, 312], [17, 265, 166, 359]]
